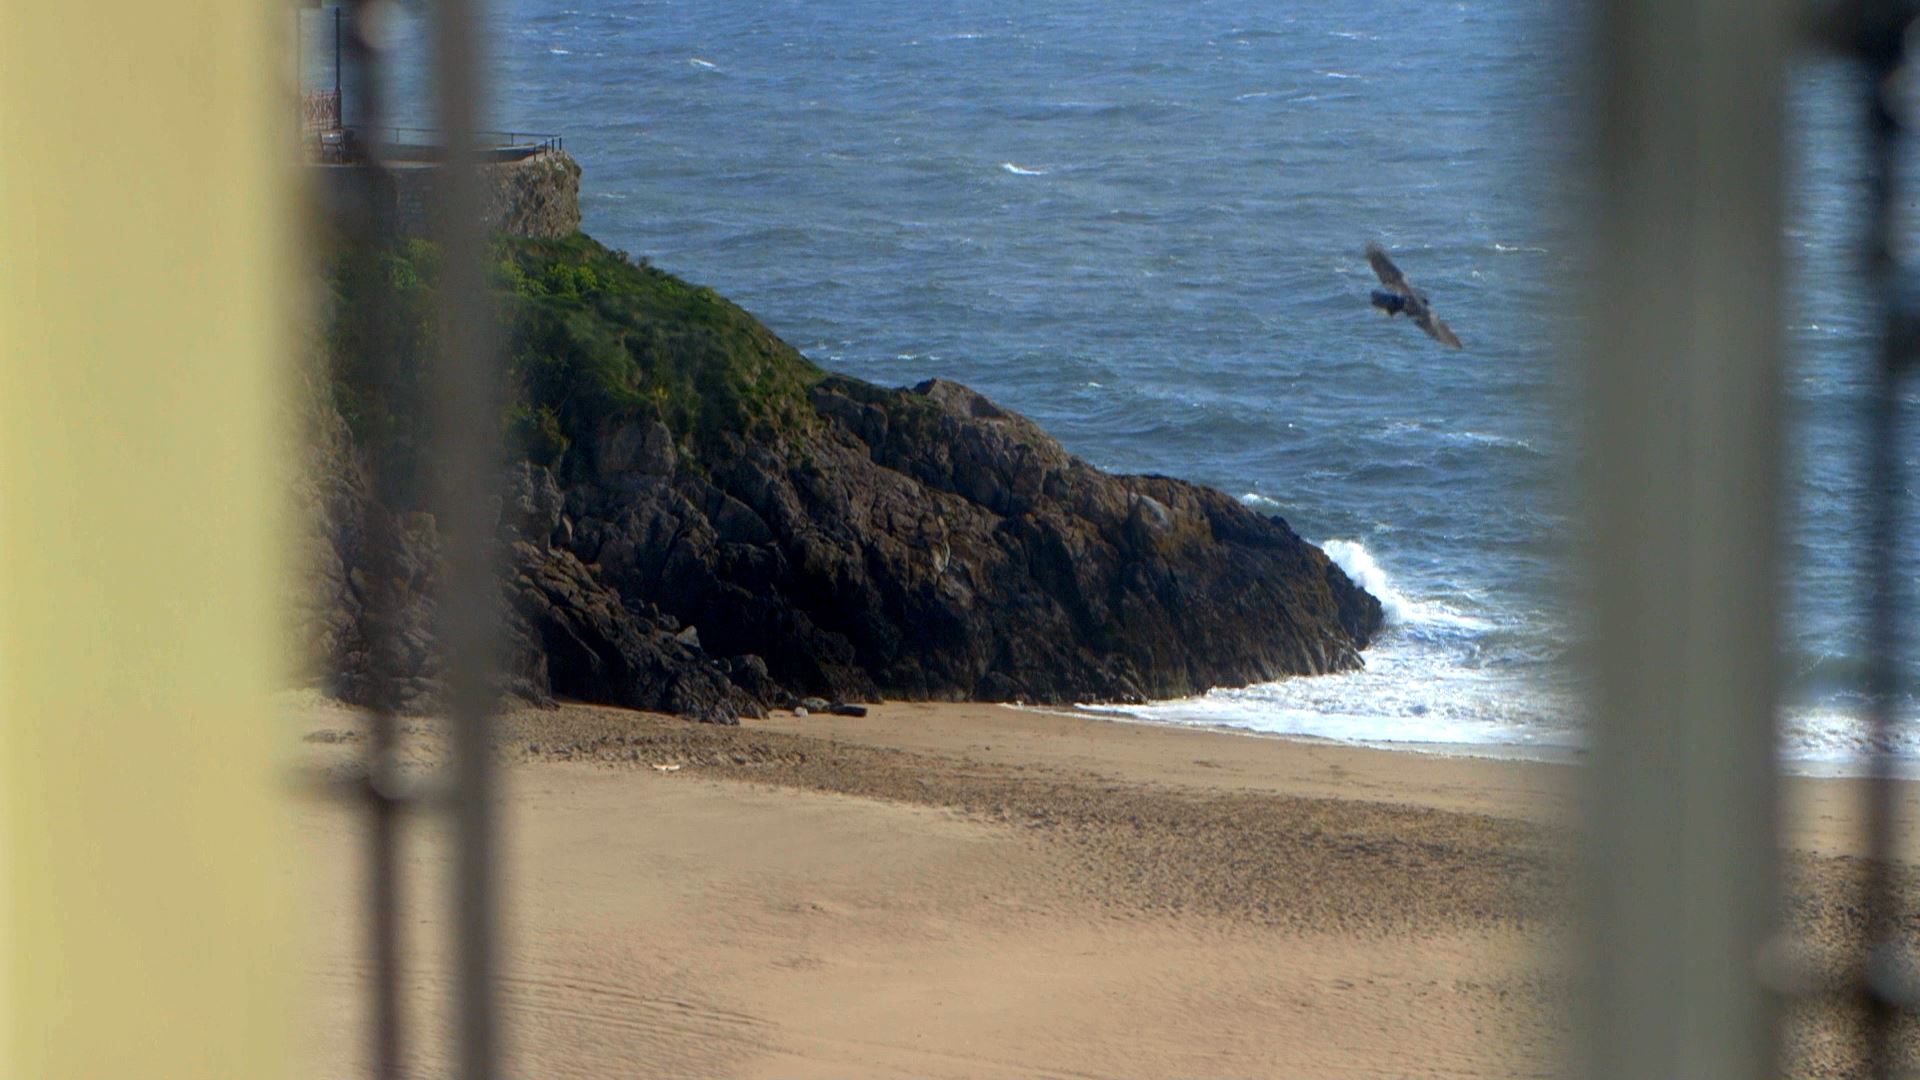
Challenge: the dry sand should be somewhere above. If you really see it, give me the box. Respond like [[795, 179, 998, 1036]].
[[292, 697, 1919, 1079]]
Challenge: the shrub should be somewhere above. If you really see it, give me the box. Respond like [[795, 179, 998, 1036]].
[[324, 232, 825, 494]]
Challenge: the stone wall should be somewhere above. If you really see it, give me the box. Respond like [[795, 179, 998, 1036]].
[[311, 149, 582, 240]]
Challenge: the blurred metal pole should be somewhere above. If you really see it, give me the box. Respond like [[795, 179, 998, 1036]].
[[341, 2, 406, 1076], [428, 2, 506, 1079], [1581, 0, 1792, 1078], [1852, 5, 1915, 1075]]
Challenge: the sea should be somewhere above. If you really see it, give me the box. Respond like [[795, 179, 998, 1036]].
[[308, 0, 1920, 771]]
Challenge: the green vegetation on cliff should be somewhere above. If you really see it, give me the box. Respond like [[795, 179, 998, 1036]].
[[324, 232, 824, 485]]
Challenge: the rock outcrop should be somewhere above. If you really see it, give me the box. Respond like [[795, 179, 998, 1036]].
[[296, 233, 1383, 723], [308, 149, 583, 242]]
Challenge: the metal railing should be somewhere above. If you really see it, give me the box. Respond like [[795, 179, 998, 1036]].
[[370, 126, 560, 152], [327, 2, 506, 1078], [363, 126, 563, 154], [310, 125, 564, 166], [302, 89, 341, 133]]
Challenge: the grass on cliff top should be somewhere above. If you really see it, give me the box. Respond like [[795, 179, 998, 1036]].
[[326, 232, 824, 485]]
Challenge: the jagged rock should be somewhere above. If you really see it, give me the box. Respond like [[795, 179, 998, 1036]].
[[504, 461, 565, 549], [555, 373, 1380, 706], [291, 393, 754, 721], [720, 654, 780, 704], [508, 541, 759, 724]]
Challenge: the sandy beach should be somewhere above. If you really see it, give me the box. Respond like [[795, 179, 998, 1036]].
[[293, 698, 1918, 1079]]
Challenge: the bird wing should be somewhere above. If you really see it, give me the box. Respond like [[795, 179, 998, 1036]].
[[1366, 243, 1413, 296], [1415, 310, 1464, 349]]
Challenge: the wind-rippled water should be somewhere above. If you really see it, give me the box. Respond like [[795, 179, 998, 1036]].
[[309, 1, 1920, 770]]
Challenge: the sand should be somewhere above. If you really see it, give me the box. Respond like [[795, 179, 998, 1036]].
[[292, 697, 1919, 1079]]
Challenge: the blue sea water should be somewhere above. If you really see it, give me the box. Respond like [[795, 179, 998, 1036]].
[[306, 2, 1920, 767]]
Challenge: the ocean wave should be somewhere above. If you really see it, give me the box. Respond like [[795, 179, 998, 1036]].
[[1088, 694, 1920, 774], [993, 100, 1189, 123], [1231, 89, 1319, 104], [1779, 707, 1920, 770], [689, 57, 720, 70], [1491, 242, 1548, 253], [1320, 538, 1488, 630], [1443, 429, 1537, 452], [1081, 639, 1582, 755], [1377, 421, 1540, 455], [1001, 161, 1048, 176]]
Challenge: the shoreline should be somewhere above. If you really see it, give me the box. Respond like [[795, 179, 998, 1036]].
[[1061, 698, 1920, 780], [1049, 701, 1587, 765]]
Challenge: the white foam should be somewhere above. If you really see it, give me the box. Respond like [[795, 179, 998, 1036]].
[[1443, 429, 1536, 451], [1078, 540, 1919, 774], [689, 57, 719, 69], [1380, 420, 1534, 452], [1001, 161, 1047, 176], [1779, 706, 1920, 766], [1081, 638, 1580, 754], [1088, 689, 1920, 776], [1114, 532, 1918, 774], [1319, 538, 1486, 630]]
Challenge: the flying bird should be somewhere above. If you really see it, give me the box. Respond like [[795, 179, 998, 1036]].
[[1366, 243, 1463, 349]]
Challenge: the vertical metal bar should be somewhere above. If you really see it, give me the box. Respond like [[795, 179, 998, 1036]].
[[334, 5, 342, 115], [362, 599, 404, 1080], [341, 4, 404, 1077], [427, 2, 505, 1078], [1856, 7, 1910, 1075], [1580, 0, 1792, 1078]]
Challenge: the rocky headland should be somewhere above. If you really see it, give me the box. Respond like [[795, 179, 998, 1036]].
[[297, 232, 1383, 723]]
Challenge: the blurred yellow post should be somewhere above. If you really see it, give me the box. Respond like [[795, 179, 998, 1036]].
[[0, 2, 293, 1078], [1580, 1, 1792, 1077]]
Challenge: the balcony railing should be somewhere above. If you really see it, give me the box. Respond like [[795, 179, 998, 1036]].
[[309, 125, 564, 165], [302, 88, 342, 133]]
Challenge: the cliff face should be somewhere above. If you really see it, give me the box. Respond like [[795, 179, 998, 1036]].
[[300, 234, 1382, 722]]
